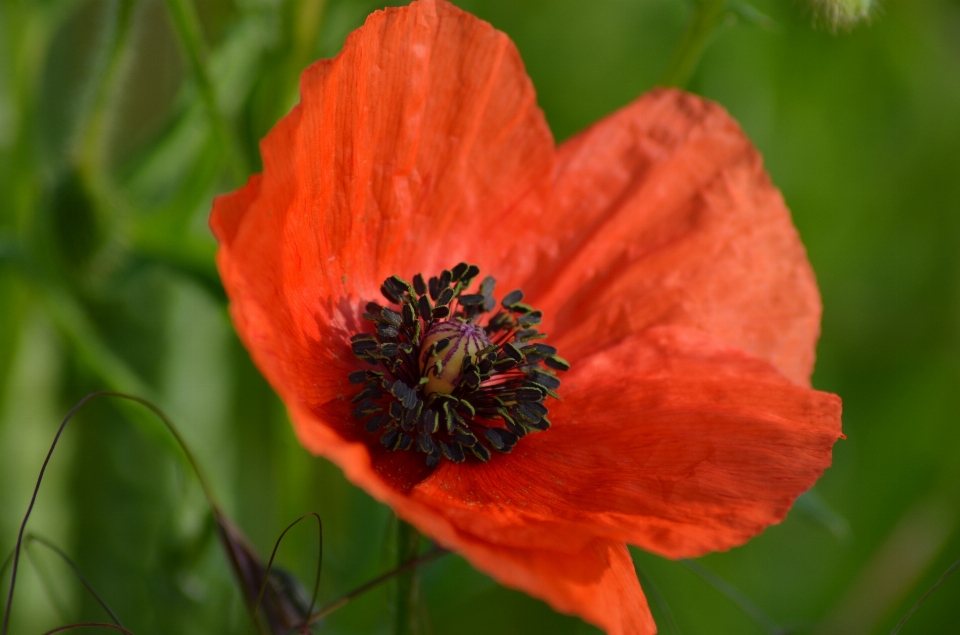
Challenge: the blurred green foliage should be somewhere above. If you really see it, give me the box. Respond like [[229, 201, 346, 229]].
[[1, 0, 959, 633]]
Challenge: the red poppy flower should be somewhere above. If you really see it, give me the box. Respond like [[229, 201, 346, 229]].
[[209, 1, 843, 633]]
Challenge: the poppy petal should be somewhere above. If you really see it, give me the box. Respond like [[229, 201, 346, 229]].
[[209, 0, 554, 420], [210, 174, 261, 247], [286, 402, 654, 634], [287, 0, 554, 288], [412, 326, 842, 559], [439, 535, 655, 635], [530, 88, 821, 386]]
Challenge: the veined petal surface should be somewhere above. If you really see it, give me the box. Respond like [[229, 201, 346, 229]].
[[531, 89, 821, 387], [413, 327, 842, 558]]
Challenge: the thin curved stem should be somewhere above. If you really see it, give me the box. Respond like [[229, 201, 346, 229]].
[[24, 543, 70, 623], [1, 391, 218, 635], [42, 623, 137, 635], [660, 0, 728, 87], [300, 547, 447, 629], [243, 512, 322, 635], [25, 534, 123, 627], [112, 393, 219, 507], [890, 555, 960, 634], [3, 392, 101, 635]]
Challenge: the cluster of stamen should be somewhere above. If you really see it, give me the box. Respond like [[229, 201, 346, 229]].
[[349, 263, 569, 466]]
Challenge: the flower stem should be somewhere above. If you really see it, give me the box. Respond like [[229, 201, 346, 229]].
[[301, 547, 446, 628], [659, 0, 729, 87], [395, 520, 421, 635]]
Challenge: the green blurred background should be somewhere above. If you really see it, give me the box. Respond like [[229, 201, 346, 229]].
[[1, 0, 959, 633]]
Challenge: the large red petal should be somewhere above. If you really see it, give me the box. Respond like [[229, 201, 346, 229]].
[[286, 403, 654, 635], [210, 0, 553, 446], [284, 0, 554, 290], [411, 327, 842, 559], [529, 89, 821, 386], [442, 535, 655, 635]]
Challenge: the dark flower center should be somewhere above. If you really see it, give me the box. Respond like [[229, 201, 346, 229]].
[[349, 263, 569, 466]]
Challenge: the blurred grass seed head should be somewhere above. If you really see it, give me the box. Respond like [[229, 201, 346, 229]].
[[807, 0, 875, 29]]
